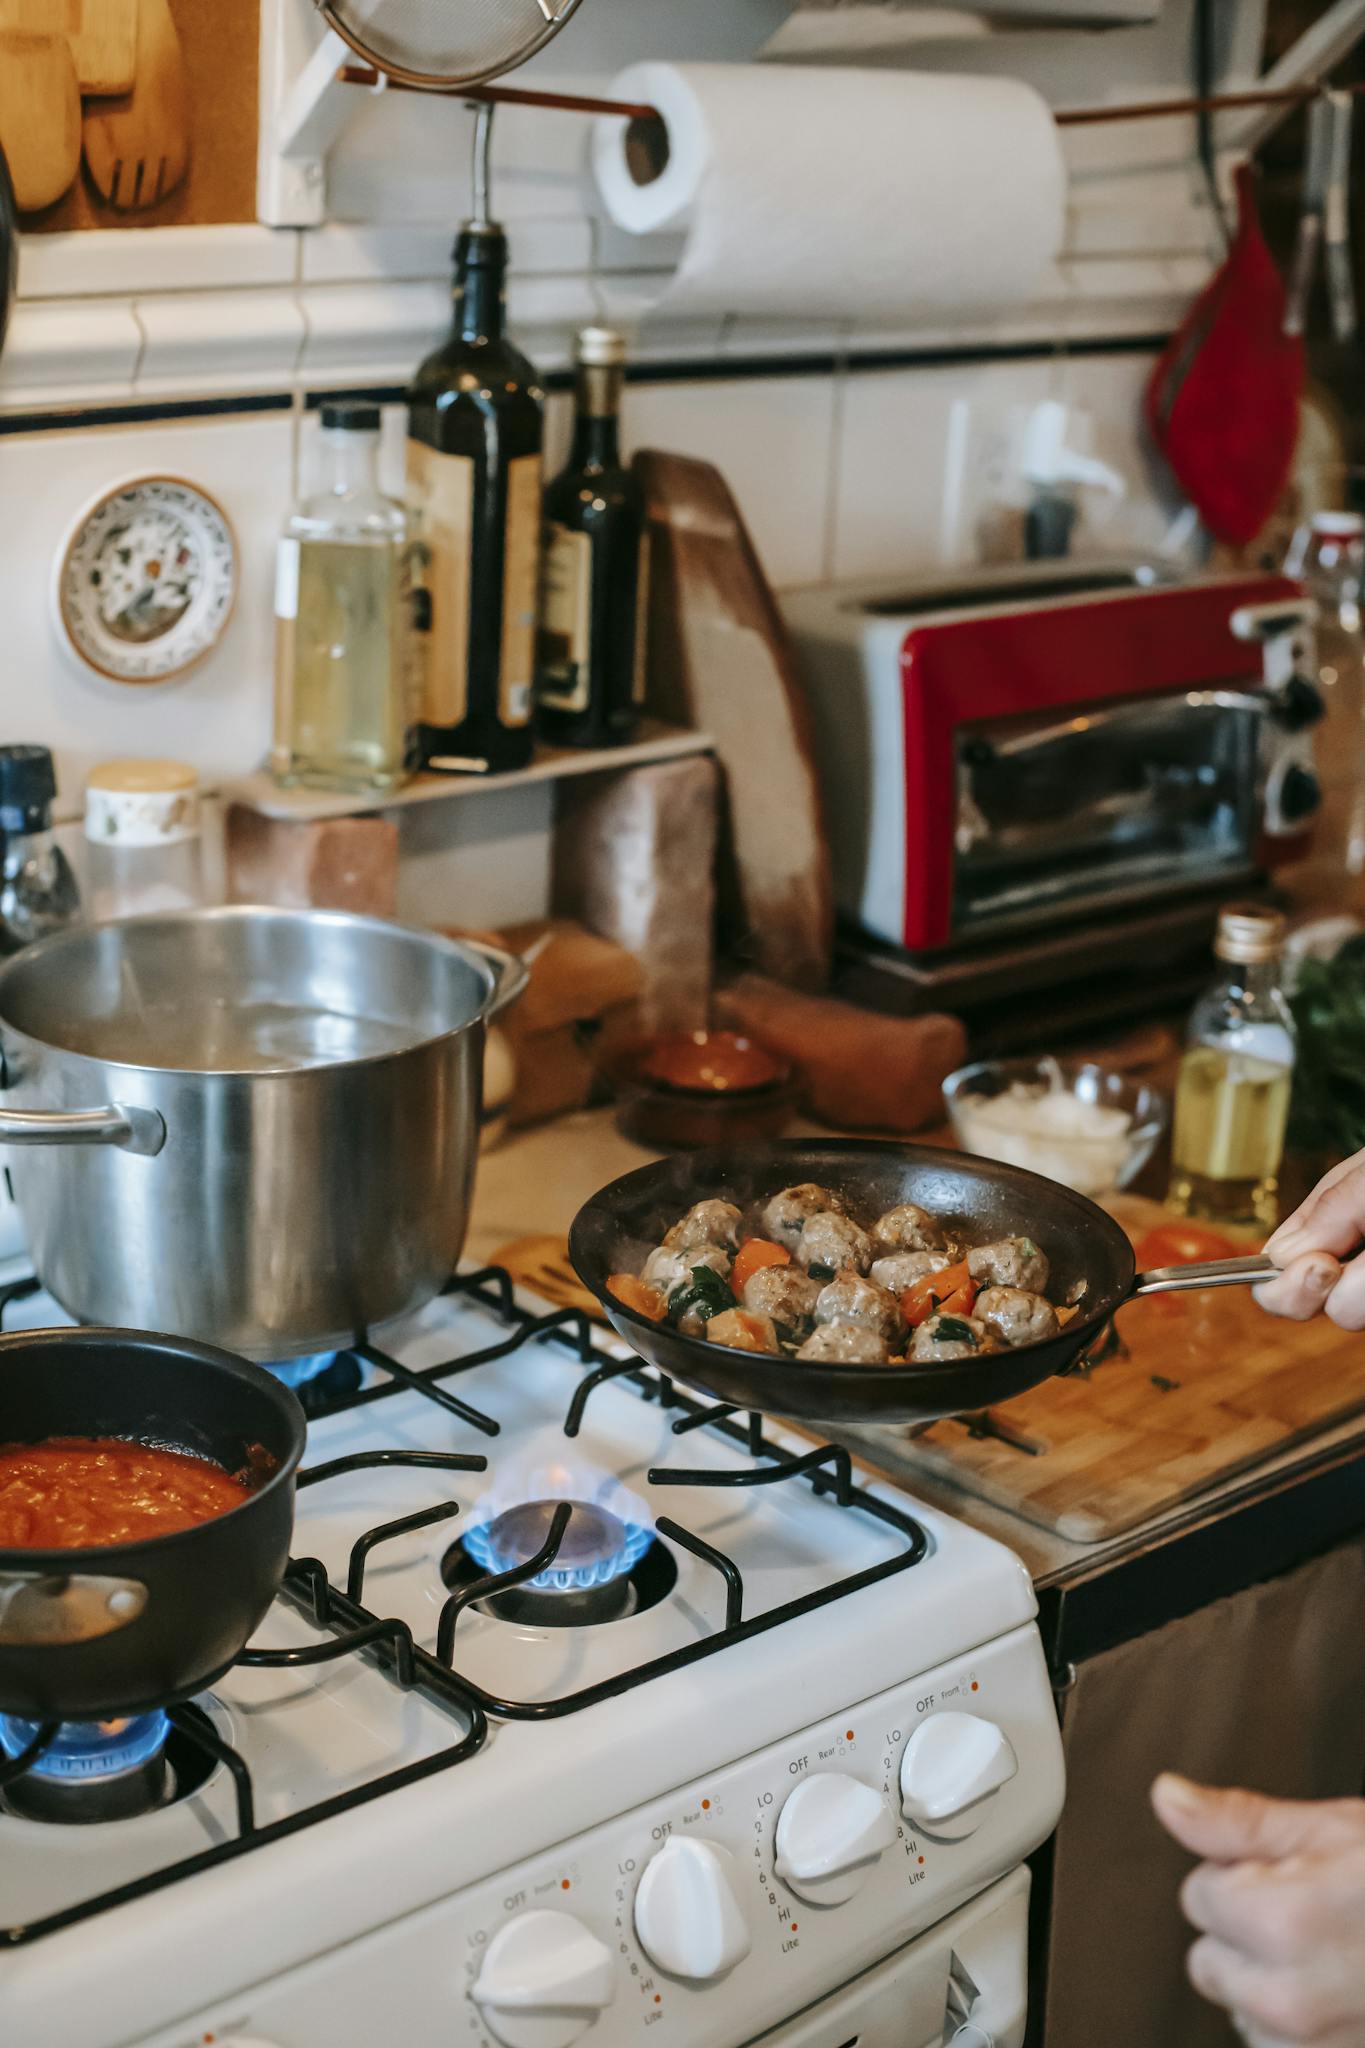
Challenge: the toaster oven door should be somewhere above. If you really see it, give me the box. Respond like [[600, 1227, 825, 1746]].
[[953, 693, 1262, 937]]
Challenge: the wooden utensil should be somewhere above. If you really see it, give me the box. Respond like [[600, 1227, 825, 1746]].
[[82, 0, 188, 212], [69, 0, 138, 95], [0, 30, 80, 213]]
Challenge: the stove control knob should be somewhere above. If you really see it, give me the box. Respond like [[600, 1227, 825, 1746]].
[[634, 1837, 751, 1982], [775, 1772, 897, 1905], [472, 1910, 614, 2048], [900, 1712, 1017, 1841]]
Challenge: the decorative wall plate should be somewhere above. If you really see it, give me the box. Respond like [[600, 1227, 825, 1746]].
[[55, 476, 238, 684]]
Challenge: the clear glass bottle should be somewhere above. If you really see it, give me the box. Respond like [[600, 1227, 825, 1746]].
[[0, 745, 80, 955], [84, 758, 203, 921], [1284, 509, 1365, 901], [1168, 904, 1296, 1229], [272, 401, 412, 795]]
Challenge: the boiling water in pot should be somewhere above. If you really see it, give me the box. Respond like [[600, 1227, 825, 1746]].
[[57, 997, 422, 1072]]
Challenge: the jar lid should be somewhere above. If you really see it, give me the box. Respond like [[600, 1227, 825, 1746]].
[[87, 758, 198, 795], [1214, 903, 1286, 965], [0, 745, 56, 815], [1310, 509, 1364, 538], [85, 759, 200, 847]]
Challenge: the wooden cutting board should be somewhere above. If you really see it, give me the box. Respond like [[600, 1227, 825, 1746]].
[[634, 448, 834, 993], [891, 1195, 1365, 1543]]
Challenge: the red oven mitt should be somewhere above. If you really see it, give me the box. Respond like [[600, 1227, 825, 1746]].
[[1145, 162, 1303, 546]]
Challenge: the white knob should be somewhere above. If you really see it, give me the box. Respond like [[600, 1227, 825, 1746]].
[[774, 1773, 897, 1905], [472, 1910, 615, 2048], [900, 1713, 1018, 1841], [633, 1837, 751, 1982]]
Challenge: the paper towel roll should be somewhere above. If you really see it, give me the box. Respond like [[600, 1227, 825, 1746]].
[[593, 62, 1065, 322]]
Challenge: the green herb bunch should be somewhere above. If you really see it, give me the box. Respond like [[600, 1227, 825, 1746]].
[[1288, 935, 1365, 1158]]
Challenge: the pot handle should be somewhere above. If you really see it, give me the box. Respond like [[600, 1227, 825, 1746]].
[[1134, 1254, 1282, 1295], [0, 1570, 149, 1646], [466, 941, 530, 1019], [0, 1103, 166, 1155]]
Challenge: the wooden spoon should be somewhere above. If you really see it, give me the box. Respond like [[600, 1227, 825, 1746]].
[[82, 0, 188, 212], [0, 30, 81, 213]]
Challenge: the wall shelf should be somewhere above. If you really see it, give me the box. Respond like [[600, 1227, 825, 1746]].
[[221, 721, 713, 823]]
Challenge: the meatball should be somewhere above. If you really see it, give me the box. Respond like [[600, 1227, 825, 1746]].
[[975, 1285, 1059, 1349], [706, 1308, 780, 1354], [910, 1311, 991, 1362], [967, 1236, 1050, 1294], [869, 1248, 952, 1294], [871, 1202, 945, 1257], [742, 1264, 822, 1334], [761, 1183, 847, 1251], [797, 1322, 890, 1365], [795, 1211, 872, 1277], [664, 1200, 742, 1254], [641, 1242, 732, 1298], [814, 1272, 905, 1345]]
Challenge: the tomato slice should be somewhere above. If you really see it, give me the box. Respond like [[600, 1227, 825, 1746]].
[[1135, 1222, 1242, 1269]]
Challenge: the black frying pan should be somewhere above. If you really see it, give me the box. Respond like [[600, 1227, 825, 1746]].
[[0, 1328, 305, 1720], [569, 1140, 1279, 1425]]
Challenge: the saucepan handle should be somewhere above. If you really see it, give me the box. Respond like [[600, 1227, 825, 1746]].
[[0, 1103, 166, 1155], [0, 1570, 149, 1646], [1134, 1254, 1282, 1296], [466, 941, 530, 1020]]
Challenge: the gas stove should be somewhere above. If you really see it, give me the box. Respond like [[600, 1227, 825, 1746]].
[[0, 1266, 1064, 2048]]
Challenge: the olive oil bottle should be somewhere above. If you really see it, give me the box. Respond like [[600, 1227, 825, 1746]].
[[1168, 905, 1296, 1229], [535, 326, 647, 747], [406, 109, 543, 774]]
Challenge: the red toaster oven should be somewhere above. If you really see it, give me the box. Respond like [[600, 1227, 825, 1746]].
[[782, 564, 1314, 955]]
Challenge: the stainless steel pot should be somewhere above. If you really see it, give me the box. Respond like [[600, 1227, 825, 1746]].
[[0, 906, 526, 1358]]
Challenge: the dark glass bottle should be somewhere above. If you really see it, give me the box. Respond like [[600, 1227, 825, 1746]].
[[535, 327, 647, 749], [407, 220, 544, 773], [0, 746, 80, 955]]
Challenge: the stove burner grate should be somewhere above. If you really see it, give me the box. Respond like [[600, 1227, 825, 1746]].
[[0, 1263, 928, 1952]]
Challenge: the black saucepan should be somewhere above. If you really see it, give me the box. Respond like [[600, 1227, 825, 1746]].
[[569, 1140, 1280, 1425], [0, 1328, 305, 1720]]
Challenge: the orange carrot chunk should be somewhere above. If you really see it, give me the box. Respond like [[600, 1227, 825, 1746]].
[[899, 1260, 972, 1327], [607, 1274, 667, 1322], [731, 1237, 791, 1295]]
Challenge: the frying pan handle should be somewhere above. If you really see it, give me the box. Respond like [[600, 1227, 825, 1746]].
[[0, 1571, 149, 1646], [1134, 1254, 1282, 1295], [0, 1103, 166, 1155]]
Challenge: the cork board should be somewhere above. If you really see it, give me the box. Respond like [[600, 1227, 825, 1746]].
[[22, 0, 258, 231]]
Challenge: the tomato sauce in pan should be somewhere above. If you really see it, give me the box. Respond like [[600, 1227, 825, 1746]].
[[0, 1438, 252, 1549]]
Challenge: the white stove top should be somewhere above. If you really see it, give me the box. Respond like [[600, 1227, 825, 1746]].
[[0, 1270, 1061, 2048]]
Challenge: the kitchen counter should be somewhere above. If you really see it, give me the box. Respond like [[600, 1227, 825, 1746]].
[[468, 1107, 1365, 1669]]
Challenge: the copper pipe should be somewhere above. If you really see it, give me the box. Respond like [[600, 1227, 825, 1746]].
[[337, 63, 1365, 132], [1056, 77, 1365, 125], [336, 65, 661, 122]]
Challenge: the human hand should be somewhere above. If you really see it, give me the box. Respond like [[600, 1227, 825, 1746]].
[[1152, 1772, 1365, 2046], [1253, 1148, 1365, 1326]]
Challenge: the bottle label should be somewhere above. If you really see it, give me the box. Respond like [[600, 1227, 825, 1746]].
[[633, 528, 652, 708], [406, 440, 473, 727], [274, 537, 301, 621], [537, 523, 593, 712], [500, 453, 542, 728]]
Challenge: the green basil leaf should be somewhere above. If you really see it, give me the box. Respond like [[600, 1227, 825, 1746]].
[[807, 1261, 837, 1282], [932, 1316, 977, 1346]]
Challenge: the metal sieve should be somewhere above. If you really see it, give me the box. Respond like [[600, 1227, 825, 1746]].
[[315, 0, 585, 91]]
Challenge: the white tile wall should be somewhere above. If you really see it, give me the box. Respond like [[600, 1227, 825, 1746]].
[[0, 413, 294, 808], [621, 373, 838, 589]]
